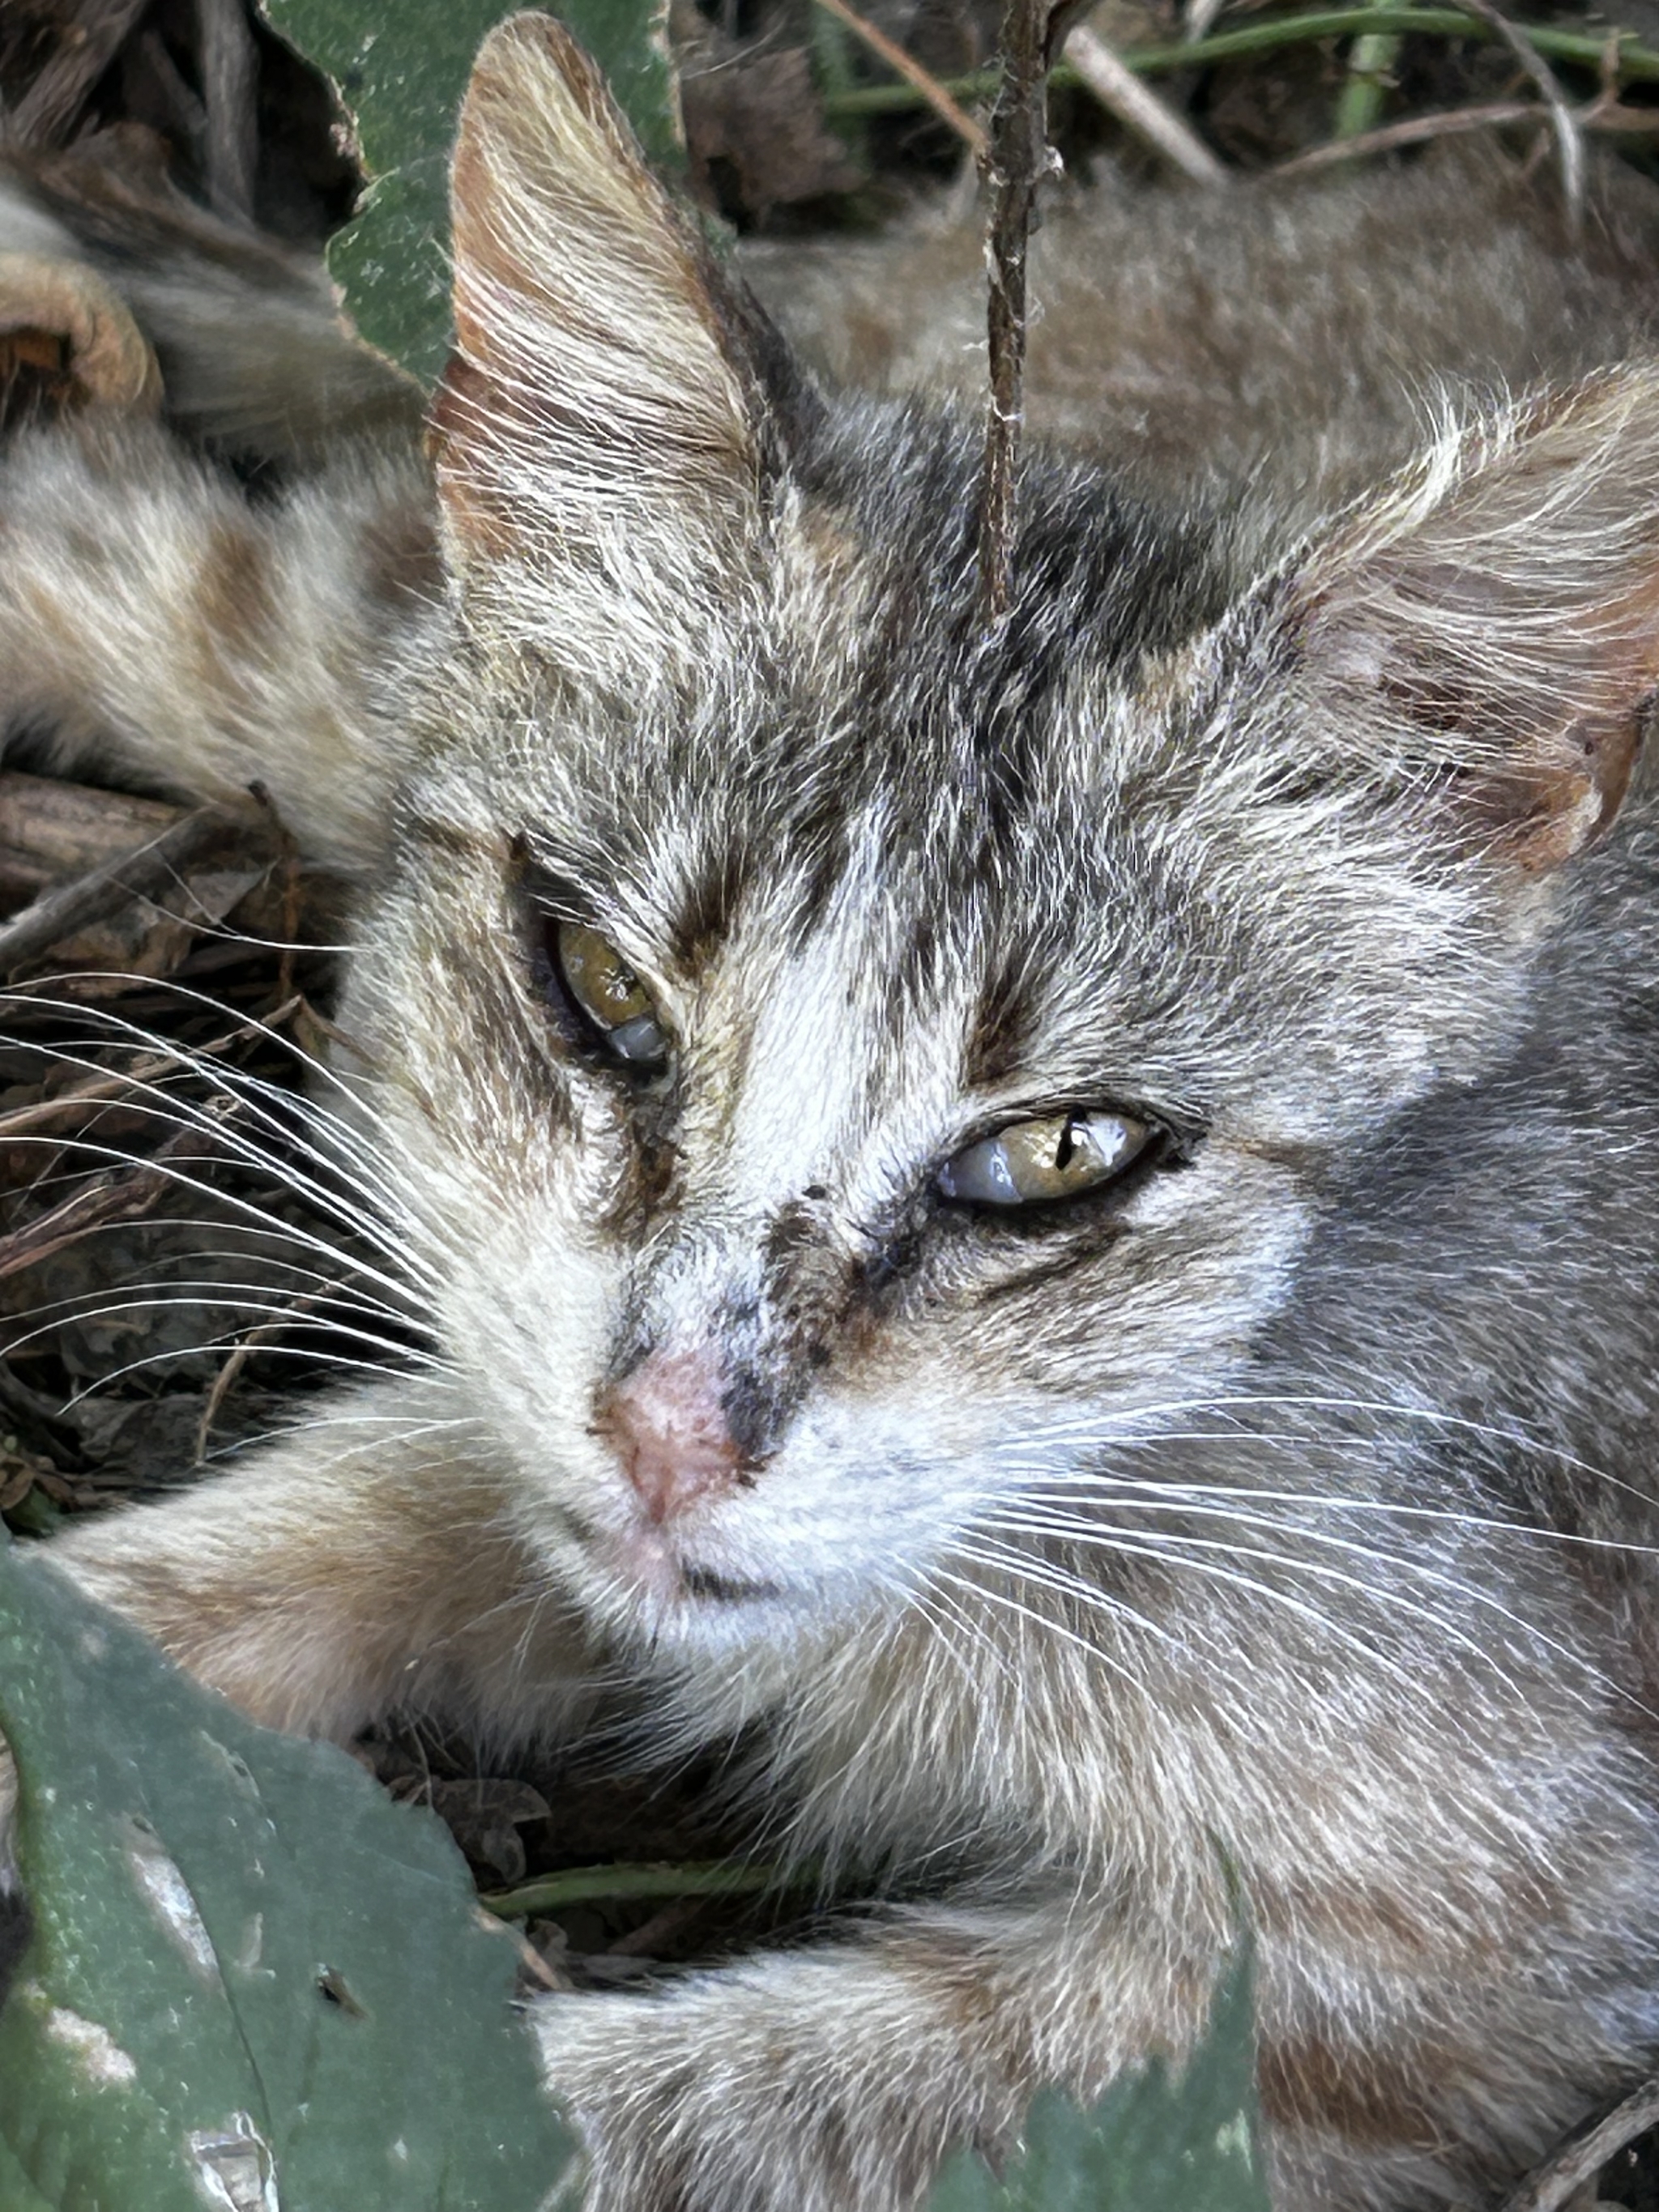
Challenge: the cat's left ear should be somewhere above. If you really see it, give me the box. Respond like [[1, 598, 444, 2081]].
[[1285, 369, 1659, 872], [430, 12, 809, 683]]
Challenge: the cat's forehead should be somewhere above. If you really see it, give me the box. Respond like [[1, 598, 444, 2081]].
[[406, 416, 1290, 1093], [485, 462, 1240, 919], [491, 661, 1264, 1127]]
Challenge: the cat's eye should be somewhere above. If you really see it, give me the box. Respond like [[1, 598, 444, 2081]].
[[936, 1110, 1150, 1208], [551, 920, 671, 1069]]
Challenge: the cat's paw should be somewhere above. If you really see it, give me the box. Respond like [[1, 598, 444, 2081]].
[[532, 1950, 997, 2212], [0, 252, 161, 417]]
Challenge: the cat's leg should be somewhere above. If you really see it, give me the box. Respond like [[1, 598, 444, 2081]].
[[533, 1885, 1638, 2212], [34, 1378, 597, 1741], [0, 411, 434, 876], [0, 170, 433, 859], [0, 156, 423, 471], [534, 1899, 1216, 2212]]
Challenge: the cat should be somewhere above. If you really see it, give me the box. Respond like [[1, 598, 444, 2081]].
[[6, 13, 1659, 2209]]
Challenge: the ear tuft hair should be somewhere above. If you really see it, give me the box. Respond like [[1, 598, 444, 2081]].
[[431, 12, 771, 684], [1290, 366, 1659, 872]]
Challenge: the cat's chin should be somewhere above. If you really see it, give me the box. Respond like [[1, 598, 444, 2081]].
[[590, 1519, 795, 1628]]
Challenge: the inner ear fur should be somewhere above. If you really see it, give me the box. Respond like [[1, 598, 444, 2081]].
[[1288, 367, 1659, 872], [431, 12, 791, 671]]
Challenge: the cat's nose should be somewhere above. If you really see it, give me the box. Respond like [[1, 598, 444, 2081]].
[[601, 1350, 742, 1525]]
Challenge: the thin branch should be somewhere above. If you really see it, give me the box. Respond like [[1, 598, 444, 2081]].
[[818, 9, 1659, 119], [1581, 90, 1659, 128], [1277, 87, 1659, 172], [980, 0, 1070, 627], [1455, 0, 1583, 225], [0, 1114, 232, 1285], [0, 998, 298, 1141], [0, 805, 255, 978], [1063, 23, 1226, 182], [810, 0, 987, 155], [196, 1276, 335, 1462], [1499, 2074, 1659, 2212], [1278, 93, 1535, 165]]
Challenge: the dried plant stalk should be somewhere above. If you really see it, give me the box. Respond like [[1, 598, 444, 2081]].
[[979, 0, 1080, 625]]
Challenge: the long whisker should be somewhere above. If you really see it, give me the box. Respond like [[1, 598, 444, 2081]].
[[0, 993, 394, 1177], [2, 1253, 426, 1337], [7, 1285, 430, 1353], [1015, 1461, 1659, 1560], [940, 1536, 1276, 1715], [963, 1516, 1492, 1698], [1, 1079, 436, 1294], [924, 1562, 1155, 1690], [2, 978, 369, 1114], [1004, 1389, 1659, 1513], [977, 1506, 1622, 1717], [0, 989, 438, 1247], [909, 1577, 1026, 1693], [58, 1339, 425, 1408], [207, 1400, 482, 1467], [2, 1131, 428, 1312]]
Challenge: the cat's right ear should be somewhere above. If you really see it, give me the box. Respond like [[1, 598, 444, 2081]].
[[1279, 367, 1659, 876], [430, 12, 803, 688]]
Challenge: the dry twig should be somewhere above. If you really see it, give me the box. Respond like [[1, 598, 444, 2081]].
[[810, 0, 988, 155], [1423, 0, 1583, 219], [1278, 94, 1537, 166], [1499, 2074, 1659, 2210], [1277, 87, 1659, 172], [818, 13, 1659, 123], [1063, 23, 1226, 182], [0, 1111, 232, 1285], [980, 0, 1083, 625], [195, 1269, 331, 1462], [0, 804, 256, 978]]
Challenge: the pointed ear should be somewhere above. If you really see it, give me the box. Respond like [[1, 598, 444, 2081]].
[[431, 12, 792, 680], [1286, 369, 1659, 872]]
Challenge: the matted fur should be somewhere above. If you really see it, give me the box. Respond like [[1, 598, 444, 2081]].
[[6, 15, 1659, 2209]]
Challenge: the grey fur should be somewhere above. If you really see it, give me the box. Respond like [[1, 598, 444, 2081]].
[[5, 18, 1659, 2210]]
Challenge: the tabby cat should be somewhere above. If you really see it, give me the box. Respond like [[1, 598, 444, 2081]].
[[6, 15, 1659, 2208]]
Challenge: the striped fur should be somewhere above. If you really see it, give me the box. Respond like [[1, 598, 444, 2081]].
[[8, 15, 1659, 2208]]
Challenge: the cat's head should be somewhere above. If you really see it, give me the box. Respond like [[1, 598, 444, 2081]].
[[340, 16, 1659, 1677]]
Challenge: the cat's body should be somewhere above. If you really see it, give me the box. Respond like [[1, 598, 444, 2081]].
[[6, 21, 1659, 2209]]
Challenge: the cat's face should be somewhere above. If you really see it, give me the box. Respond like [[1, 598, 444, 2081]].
[[339, 433, 1580, 1669], [332, 19, 1659, 1674]]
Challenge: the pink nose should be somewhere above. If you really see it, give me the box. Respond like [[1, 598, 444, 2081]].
[[602, 1350, 741, 1525]]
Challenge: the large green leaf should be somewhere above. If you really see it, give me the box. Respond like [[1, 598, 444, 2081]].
[[925, 1949, 1269, 2212], [258, 0, 680, 382], [0, 1536, 577, 2210]]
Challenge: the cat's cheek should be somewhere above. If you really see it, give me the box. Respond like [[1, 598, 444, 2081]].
[[979, 1140, 1316, 1387]]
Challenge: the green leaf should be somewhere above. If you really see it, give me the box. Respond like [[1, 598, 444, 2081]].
[[925, 1949, 1269, 2212], [0, 1536, 578, 2210], [258, 0, 681, 383]]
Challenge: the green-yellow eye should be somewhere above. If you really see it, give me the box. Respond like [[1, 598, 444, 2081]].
[[552, 920, 671, 1068], [936, 1110, 1149, 1208]]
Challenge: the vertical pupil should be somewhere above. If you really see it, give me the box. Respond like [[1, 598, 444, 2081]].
[[1055, 1119, 1077, 1172]]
